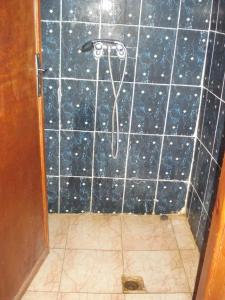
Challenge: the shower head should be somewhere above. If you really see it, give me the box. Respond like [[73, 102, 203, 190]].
[[81, 40, 94, 52]]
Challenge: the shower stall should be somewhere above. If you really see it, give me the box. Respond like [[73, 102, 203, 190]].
[[1, 0, 225, 299]]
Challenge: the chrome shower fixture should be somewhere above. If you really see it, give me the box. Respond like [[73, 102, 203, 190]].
[[81, 39, 128, 159], [81, 39, 127, 59]]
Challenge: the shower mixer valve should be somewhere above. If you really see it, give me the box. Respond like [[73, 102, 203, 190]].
[[82, 39, 127, 59]]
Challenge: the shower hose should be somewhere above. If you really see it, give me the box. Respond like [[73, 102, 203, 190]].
[[107, 46, 128, 159]]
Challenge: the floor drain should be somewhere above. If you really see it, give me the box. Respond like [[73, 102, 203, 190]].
[[160, 214, 169, 221], [122, 275, 145, 293]]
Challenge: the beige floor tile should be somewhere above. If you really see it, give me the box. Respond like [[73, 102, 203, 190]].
[[67, 215, 122, 250], [28, 249, 64, 292], [180, 249, 200, 291], [22, 292, 58, 300], [49, 214, 71, 249], [58, 294, 124, 300], [125, 294, 192, 300], [122, 215, 177, 250], [123, 250, 190, 293], [60, 250, 123, 293], [171, 216, 197, 250]]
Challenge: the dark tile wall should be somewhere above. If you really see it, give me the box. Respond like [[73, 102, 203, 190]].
[[41, 0, 211, 214], [187, 0, 225, 251]]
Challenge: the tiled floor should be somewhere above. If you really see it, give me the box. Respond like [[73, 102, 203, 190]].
[[22, 214, 199, 300]]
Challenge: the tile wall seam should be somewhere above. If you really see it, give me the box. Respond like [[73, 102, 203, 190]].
[[57, 0, 63, 213], [47, 174, 189, 182], [121, 0, 144, 213], [45, 129, 195, 138], [190, 183, 209, 216], [204, 86, 225, 104], [197, 136, 221, 168], [41, 19, 209, 33], [184, 0, 215, 217], [89, 0, 102, 212], [43, 77, 202, 88], [153, 0, 183, 214]]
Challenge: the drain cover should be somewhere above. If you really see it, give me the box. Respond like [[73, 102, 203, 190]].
[[160, 214, 169, 221], [122, 275, 145, 293]]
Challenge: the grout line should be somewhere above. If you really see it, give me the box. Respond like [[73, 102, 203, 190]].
[[122, 0, 145, 213], [197, 136, 221, 167], [57, 0, 63, 214], [89, 1, 102, 212], [120, 215, 125, 276], [204, 86, 225, 104], [45, 128, 195, 138], [57, 206, 71, 293], [41, 18, 209, 33], [190, 183, 209, 216], [43, 76, 202, 88], [153, 0, 183, 214], [170, 218, 193, 293], [47, 174, 189, 183], [183, 0, 215, 216]]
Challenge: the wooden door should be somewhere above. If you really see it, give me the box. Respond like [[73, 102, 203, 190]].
[[196, 153, 225, 299], [0, 1, 48, 299]]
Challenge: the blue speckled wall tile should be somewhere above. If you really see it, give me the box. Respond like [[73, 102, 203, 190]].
[[159, 136, 194, 180], [96, 82, 132, 132], [188, 190, 203, 239], [41, 22, 60, 78], [60, 177, 91, 213], [155, 181, 187, 214], [45, 130, 59, 175], [132, 84, 169, 134], [101, 25, 138, 58], [190, 139, 201, 186], [99, 56, 135, 82], [92, 178, 124, 213], [141, 0, 180, 28], [173, 30, 207, 85], [196, 210, 210, 251], [204, 160, 220, 216], [197, 89, 207, 139], [192, 144, 211, 199], [217, 0, 225, 33], [210, 0, 219, 31], [62, 0, 100, 22], [127, 135, 162, 179], [208, 33, 225, 97], [61, 23, 99, 79], [201, 92, 220, 153], [41, 0, 216, 216], [204, 33, 215, 90], [41, 0, 60, 20], [166, 86, 201, 136], [179, 0, 212, 30], [123, 180, 155, 214], [94, 133, 128, 178], [61, 131, 93, 176], [136, 27, 176, 84], [43, 80, 59, 130], [47, 177, 59, 213], [101, 0, 141, 25], [213, 101, 225, 166], [61, 80, 96, 131]]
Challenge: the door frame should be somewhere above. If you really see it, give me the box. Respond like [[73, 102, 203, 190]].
[[196, 152, 225, 299]]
